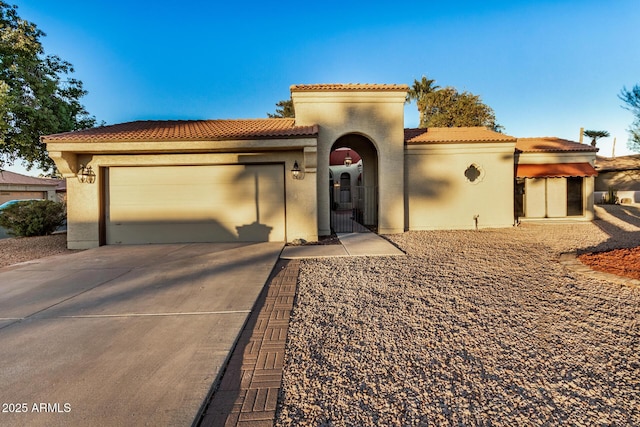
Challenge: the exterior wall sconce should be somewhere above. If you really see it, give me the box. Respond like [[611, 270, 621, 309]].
[[291, 161, 303, 180], [78, 164, 96, 184], [344, 151, 352, 167]]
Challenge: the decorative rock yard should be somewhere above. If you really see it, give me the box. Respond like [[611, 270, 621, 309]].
[[277, 208, 639, 426]]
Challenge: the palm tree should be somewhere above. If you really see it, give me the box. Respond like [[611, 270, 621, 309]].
[[583, 129, 610, 147], [406, 76, 440, 128]]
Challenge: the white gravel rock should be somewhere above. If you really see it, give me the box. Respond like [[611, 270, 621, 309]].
[[276, 215, 640, 426]]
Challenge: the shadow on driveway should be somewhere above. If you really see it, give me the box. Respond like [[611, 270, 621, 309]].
[[0, 242, 283, 426]]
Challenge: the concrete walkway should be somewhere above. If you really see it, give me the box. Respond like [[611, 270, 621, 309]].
[[280, 230, 404, 259], [0, 242, 282, 427]]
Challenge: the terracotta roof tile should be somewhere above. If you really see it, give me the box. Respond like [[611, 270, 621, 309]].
[[516, 137, 597, 153], [291, 83, 409, 92], [42, 119, 318, 143], [405, 127, 517, 144], [0, 170, 59, 186], [595, 154, 640, 171], [516, 163, 597, 178]]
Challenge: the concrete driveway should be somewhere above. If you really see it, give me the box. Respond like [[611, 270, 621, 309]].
[[0, 242, 283, 427]]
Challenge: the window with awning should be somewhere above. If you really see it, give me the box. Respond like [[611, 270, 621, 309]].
[[516, 163, 597, 178]]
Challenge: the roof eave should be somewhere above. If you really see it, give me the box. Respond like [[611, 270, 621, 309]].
[[406, 138, 517, 144], [45, 136, 319, 154]]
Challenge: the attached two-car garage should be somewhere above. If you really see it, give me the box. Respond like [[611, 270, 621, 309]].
[[105, 164, 285, 244]]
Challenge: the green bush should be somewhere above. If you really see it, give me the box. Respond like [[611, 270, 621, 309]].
[[0, 200, 66, 237]]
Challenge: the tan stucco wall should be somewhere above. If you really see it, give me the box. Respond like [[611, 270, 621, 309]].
[[0, 184, 57, 203], [0, 190, 44, 204], [65, 173, 100, 249], [595, 170, 640, 191], [50, 145, 318, 249], [585, 176, 595, 219], [292, 89, 407, 235], [405, 142, 516, 230]]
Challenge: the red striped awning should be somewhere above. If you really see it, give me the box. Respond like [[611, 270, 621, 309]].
[[516, 163, 597, 178]]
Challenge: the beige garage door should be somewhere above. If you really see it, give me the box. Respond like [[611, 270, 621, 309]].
[[106, 165, 285, 244]]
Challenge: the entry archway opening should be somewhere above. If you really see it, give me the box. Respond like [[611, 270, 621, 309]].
[[329, 134, 378, 233]]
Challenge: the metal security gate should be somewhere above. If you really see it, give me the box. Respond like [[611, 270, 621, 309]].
[[330, 185, 377, 233]]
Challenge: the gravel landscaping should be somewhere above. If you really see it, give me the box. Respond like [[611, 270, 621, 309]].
[[277, 207, 640, 426], [0, 233, 78, 268], [2, 207, 639, 425]]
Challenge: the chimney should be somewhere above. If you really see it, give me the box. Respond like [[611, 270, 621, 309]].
[[579, 127, 584, 144]]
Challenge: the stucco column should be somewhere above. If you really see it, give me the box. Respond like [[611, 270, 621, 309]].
[[378, 146, 405, 234], [316, 133, 332, 236], [66, 168, 101, 249], [291, 84, 409, 237], [585, 176, 595, 220]]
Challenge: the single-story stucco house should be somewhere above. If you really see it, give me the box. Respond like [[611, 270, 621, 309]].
[[0, 170, 65, 204], [594, 154, 640, 203], [41, 84, 598, 249], [514, 137, 598, 221]]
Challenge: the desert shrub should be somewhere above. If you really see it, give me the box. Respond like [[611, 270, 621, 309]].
[[0, 200, 66, 237], [601, 187, 619, 204]]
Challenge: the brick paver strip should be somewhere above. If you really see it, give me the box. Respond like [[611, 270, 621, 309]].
[[198, 259, 300, 427]]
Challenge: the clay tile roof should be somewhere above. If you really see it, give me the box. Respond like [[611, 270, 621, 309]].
[[595, 154, 640, 171], [41, 119, 318, 143], [516, 137, 597, 153], [404, 127, 517, 144], [290, 83, 409, 92], [0, 170, 59, 186]]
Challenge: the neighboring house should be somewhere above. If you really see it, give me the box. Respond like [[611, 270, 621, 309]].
[[514, 137, 598, 221], [42, 83, 598, 249], [594, 154, 640, 203], [0, 170, 63, 204], [55, 179, 67, 203]]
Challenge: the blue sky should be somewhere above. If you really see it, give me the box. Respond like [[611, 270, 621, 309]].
[[6, 0, 640, 175]]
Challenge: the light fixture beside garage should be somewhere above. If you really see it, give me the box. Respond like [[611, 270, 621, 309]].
[[291, 161, 303, 180], [78, 164, 96, 184]]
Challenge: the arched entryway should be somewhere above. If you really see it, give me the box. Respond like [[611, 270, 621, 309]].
[[329, 134, 378, 233]]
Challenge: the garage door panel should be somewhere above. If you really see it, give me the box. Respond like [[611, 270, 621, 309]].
[[109, 198, 259, 222], [107, 165, 285, 244], [107, 221, 240, 244], [109, 191, 259, 212]]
